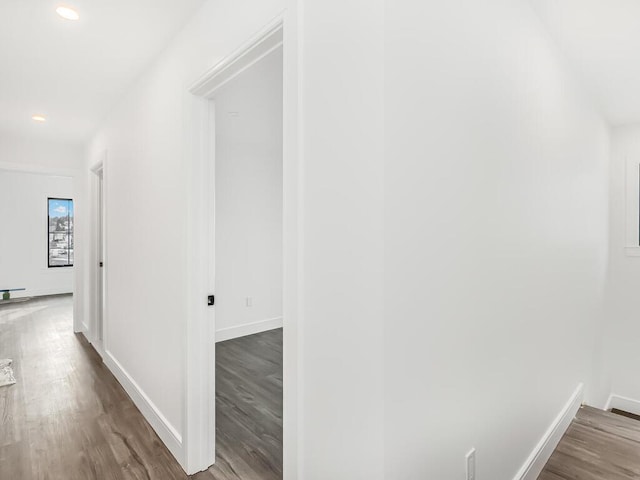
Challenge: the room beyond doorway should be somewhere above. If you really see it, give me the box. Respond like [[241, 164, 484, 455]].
[[209, 42, 284, 477], [186, 17, 293, 474], [213, 46, 283, 344]]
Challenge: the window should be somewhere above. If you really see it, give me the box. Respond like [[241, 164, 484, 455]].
[[48, 198, 74, 267]]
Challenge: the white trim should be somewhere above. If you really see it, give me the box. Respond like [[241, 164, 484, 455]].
[[216, 317, 283, 343], [84, 154, 107, 356], [90, 161, 103, 177], [605, 394, 640, 415], [624, 246, 640, 257], [184, 96, 217, 474], [94, 154, 107, 357], [604, 394, 614, 410], [185, 12, 299, 476], [189, 18, 283, 98], [283, 3, 304, 477], [9, 288, 73, 298], [103, 351, 183, 463], [0, 160, 79, 178], [513, 383, 584, 480], [80, 330, 91, 345]]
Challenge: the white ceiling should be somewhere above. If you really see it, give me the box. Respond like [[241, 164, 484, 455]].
[[530, 0, 640, 126], [0, 0, 205, 144]]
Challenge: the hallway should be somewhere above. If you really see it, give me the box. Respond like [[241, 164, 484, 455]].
[[0, 295, 189, 479], [539, 406, 640, 479], [0, 296, 282, 479]]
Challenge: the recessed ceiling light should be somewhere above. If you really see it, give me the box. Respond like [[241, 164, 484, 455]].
[[32, 115, 47, 123], [56, 6, 79, 21]]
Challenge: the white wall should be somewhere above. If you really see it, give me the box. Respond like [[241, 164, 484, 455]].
[[605, 125, 640, 407], [298, 0, 385, 478], [0, 131, 84, 172], [85, 0, 285, 468], [85, 0, 614, 477], [0, 170, 74, 297], [214, 48, 283, 341], [384, 1, 609, 479]]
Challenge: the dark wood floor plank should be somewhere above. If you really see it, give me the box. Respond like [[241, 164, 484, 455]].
[[0, 295, 282, 480], [202, 329, 283, 480]]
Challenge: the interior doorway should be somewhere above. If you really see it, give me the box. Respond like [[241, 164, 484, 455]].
[[208, 41, 284, 479], [185, 17, 298, 475], [91, 162, 105, 355]]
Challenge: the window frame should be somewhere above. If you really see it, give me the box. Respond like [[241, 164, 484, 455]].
[[47, 197, 74, 268]]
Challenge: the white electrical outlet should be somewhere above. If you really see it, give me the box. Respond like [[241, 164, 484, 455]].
[[465, 448, 476, 480], [246, 297, 253, 307]]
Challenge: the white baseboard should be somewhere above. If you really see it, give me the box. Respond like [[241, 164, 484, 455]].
[[605, 394, 640, 415], [103, 351, 185, 468], [11, 288, 73, 298], [513, 383, 584, 480], [79, 329, 91, 345], [216, 316, 283, 342]]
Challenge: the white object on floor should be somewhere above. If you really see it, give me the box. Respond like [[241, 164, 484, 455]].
[[0, 358, 16, 387]]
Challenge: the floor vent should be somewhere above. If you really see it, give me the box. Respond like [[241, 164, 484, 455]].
[[610, 408, 640, 422]]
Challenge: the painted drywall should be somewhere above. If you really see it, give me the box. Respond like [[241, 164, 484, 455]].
[[0, 132, 84, 172], [384, 1, 609, 479], [84, 0, 614, 477], [297, 0, 385, 478], [0, 170, 74, 297], [605, 125, 640, 407], [85, 0, 285, 464], [528, 0, 640, 126], [213, 48, 283, 340]]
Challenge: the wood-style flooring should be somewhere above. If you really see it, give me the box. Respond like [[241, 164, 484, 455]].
[[0, 295, 283, 479], [539, 405, 640, 480], [196, 329, 282, 480]]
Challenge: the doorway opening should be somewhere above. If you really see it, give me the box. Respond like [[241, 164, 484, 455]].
[[90, 161, 105, 356], [208, 40, 283, 478], [186, 17, 298, 475]]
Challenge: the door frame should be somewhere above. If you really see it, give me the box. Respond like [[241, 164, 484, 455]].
[[185, 11, 301, 476], [90, 157, 106, 356]]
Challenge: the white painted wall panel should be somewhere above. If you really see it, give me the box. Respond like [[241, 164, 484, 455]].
[[384, 1, 609, 478]]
